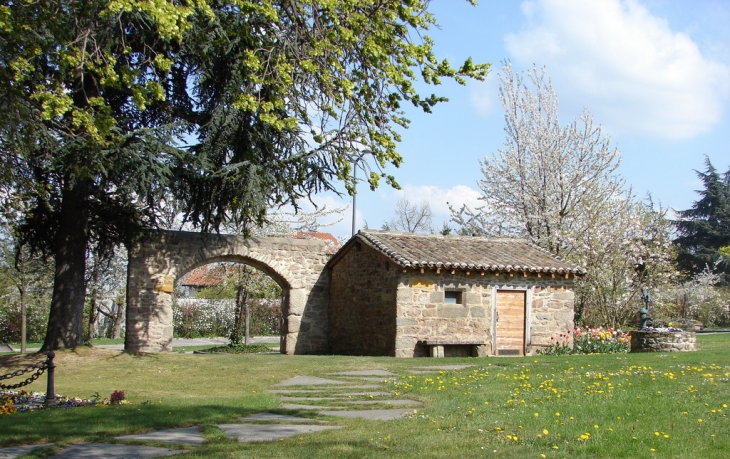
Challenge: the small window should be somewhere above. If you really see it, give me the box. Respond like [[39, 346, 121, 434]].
[[444, 291, 463, 304]]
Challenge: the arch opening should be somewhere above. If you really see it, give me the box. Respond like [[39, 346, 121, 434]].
[[125, 230, 330, 354], [174, 259, 284, 349]]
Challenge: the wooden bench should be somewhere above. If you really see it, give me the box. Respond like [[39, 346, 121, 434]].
[[419, 340, 487, 358]]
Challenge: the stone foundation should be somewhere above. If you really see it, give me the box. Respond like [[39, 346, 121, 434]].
[[630, 330, 696, 352]]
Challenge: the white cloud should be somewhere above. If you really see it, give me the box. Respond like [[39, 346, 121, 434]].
[[503, 0, 730, 140]]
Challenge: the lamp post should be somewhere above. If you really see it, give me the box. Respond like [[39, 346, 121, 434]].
[[351, 150, 369, 237], [352, 163, 357, 237]]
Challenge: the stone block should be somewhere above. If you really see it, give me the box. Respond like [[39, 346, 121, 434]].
[[464, 292, 481, 305], [470, 307, 486, 318], [397, 317, 419, 326], [430, 291, 445, 303], [288, 288, 308, 315], [437, 305, 468, 318]]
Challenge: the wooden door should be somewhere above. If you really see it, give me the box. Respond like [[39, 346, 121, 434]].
[[495, 290, 526, 356]]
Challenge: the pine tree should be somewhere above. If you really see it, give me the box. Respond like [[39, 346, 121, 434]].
[[673, 157, 730, 285]]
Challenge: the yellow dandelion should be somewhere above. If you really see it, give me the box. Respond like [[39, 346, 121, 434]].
[[555, 412, 561, 416], [552, 445, 559, 450], [698, 419, 703, 423], [543, 429, 549, 435], [655, 432, 660, 436], [535, 412, 540, 417], [594, 425, 599, 429], [663, 434, 669, 439], [651, 448, 656, 452]]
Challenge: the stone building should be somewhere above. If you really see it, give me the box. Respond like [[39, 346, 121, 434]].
[[326, 230, 585, 357]]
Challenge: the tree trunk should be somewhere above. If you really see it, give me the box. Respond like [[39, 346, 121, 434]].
[[41, 181, 90, 352], [19, 272, 27, 354], [112, 299, 125, 339], [86, 260, 100, 345]]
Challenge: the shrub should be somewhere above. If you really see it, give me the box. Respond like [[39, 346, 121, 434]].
[[172, 298, 282, 338]]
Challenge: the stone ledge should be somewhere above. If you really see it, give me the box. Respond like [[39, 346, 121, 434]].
[[630, 330, 696, 352]]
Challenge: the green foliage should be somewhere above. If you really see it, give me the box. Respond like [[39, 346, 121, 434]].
[[0, 225, 53, 343], [1, 0, 488, 349], [674, 157, 730, 285]]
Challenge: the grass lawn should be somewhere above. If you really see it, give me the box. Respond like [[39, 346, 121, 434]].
[[1, 334, 728, 458]]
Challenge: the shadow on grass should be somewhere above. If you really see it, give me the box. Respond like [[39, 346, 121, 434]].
[[0, 403, 262, 447]]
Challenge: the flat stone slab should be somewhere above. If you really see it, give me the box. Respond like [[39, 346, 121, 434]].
[[410, 365, 476, 372], [218, 424, 340, 442], [347, 399, 422, 406], [274, 376, 351, 387], [116, 426, 204, 445], [239, 412, 326, 423], [317, 409, 412, 420], [49, 443, 183, 458], [339, 391, 393, 397], [270, 384, 380, 391], [280, 396, 350, 401], [330, 370, 397, 376], [0, 443, 52, 459], [279, 403, 341, 410]]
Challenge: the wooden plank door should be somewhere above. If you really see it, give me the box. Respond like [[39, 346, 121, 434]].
[[495, 290, 526, 356]]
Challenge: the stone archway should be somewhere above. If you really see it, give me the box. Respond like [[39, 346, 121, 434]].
[[125, 230, 330, 354]]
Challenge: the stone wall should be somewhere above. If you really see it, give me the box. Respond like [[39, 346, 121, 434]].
[[395, 272, 576, 357], [630, 330, 697, 352], [126, 230, 330, 354], [328, 242, 399, 355], [327, 243, 577, 358]]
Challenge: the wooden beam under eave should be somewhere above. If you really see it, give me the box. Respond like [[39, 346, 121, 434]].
[[420, 267, 424, 274], [451, 269, 456, 275], [436, 268, 441, 274], [565, 273, 570, 279], [466, 271, 470, 276]]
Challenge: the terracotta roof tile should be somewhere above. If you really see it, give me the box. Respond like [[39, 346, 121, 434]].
[[354, 230, 586, 275], [294, 231, 340, 254], [181, 265, 228, 287]]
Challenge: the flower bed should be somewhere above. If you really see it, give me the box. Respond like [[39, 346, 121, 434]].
[[0, 389, 127, 415], [539, 326, 630, 355]]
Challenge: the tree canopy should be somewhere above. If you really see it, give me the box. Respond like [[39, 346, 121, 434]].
[[451, 62, 675, 327], [673, 158, 730, 285], [0, 0, 488, 350]]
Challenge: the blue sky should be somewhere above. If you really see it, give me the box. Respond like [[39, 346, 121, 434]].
[[306, 0, 730, 239]]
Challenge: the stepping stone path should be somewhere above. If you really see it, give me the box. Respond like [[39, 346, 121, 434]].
[[0, 365, 473, 458]]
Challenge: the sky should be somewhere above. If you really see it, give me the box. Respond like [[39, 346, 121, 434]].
[[303, 0, 730, 240]]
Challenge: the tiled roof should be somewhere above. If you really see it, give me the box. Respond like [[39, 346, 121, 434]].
[[354, 230, 586, 276], [293, 231, 341, 254], [181, 265, 229, 287]]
